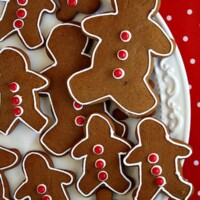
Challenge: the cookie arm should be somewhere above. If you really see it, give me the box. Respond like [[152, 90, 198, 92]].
[[172, 139, 192, 157], [71, 140, 90, 159], [56, 170, 75, 185], [124, 147, 142, 165]]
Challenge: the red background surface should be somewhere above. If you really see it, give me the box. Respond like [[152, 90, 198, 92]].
[[160, 0, 200, 199]]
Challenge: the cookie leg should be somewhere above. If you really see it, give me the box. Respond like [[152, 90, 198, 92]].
[[108, 170, 131, 194], [164, 178, 192, 199], [78, 174, 99, 196]]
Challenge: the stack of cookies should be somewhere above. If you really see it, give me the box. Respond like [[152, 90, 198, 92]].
[[0, 0, 193, 199]]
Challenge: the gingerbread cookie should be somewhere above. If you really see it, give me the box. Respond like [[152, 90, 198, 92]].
[[0, 0, 56, 49], [14, 151, 75, 200], [57, 0, 101, 22], [124, 118, 193, 200], [0, 146, 21, 200], [0, 47, 50, 135], [96, 188, 113, 200], [71, 113, 132, 197], [40, 23, 127, 157], [67, 0, 174, 117]]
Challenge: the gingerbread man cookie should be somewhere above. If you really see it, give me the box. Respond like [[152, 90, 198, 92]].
[[67, 0, 174, 117], [57, 0, 101, 22], [14, 151, 75, 200], [0, 146, 21, 200], [40, 23, 127, 157], [96, 188, 113, 200], [0, 47, 50, 135], [0, 0, 56, 49], [71, 113, 132, 197], [124, 118, 193, 200]]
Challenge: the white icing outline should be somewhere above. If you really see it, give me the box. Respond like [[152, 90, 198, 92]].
[[13, 106, 24, 117], [0, 0, 9, 21], [16, 8, 27, 19], [151, 165, 162, 176], [73, 101, 83, 111], [67, 0, 174, 117], [0, 0, 56, 49], [10, 82, 20, 93], [124, 117, 193, 200], [39, 23, 126, 156], [93, 144, 104, 155], [148, 153, 159, 164], [0, 146, 20, 200], [112, 68, 125, 79], [95, 159, 106, 169], [98, 171, 108, 181], [67, 0, 78, 7], [36, 184, 47, 194], [14, 152, 74, 200], [0, 47, 49, 136], [117, 49, 128, 61], [75, 115, 85, 127], [12, 95, 23, 106], [120, 30, 132, 42], [71, 113, 132, 197]]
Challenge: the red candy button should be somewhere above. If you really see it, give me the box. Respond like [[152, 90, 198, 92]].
[[16, 8, 27, 19], [17, 0, 27, 5], [67, 0, 77, 7], [98, 171, 108, 181], [13, 106, 23, 117], [113, 68, 125, 79], [93, 145, 104, 155], [117, 49, 128, 60], [37, 184, 47, 195], [13, 19, 24, 29], [73, 101, 83, 110], [42, 195, 52, 200], [155, 176, 166, 187], [148, 153, 159, 164], [10, 82, 20, 93], [75, 116, 85, 126], [11, 95, 22, 106], [151, 165, 162, 176], [120, 30, 132, 42], [95, 159, 106, 169]]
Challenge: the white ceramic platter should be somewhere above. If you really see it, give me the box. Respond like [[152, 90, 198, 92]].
[[0, 0, 191, 199]]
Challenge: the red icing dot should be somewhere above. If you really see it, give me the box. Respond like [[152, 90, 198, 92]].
[[37, 184, 47, 195], [13, 106, 23, 117], [42, 195, 52, 200], [16, 8, 27, 19], [93, 145, 104, 155], [148, 153, 159, 164], [13, 19, 24, 29], [73, 101, 83, 110], [155, 176, 166, 186], [11, 96, 22, 106], [117, 50, 128, 60], [95, 159, 106, 169], [98, 171, 108, 181], [113, 68, 125, 79], [120, 31, 132, 42], [10, 82, 20, 93], [67, 0, 77, 7], [17, 0, 27, 5], [75, 116, 85, 126], [151, 166, 162, 176]]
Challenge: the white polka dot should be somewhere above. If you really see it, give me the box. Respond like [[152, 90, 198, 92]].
[[190, 58, 196, 64], [194, 160, 199, 166], [183, 36, 189, 42], [197, 102, 200, 108], [187, 9, 193, 15], [198, 191, 200, 196], [166, 15, 172, 21], [189, 84, 192, 90]]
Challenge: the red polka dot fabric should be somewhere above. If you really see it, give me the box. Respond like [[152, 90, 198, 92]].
[[160, 0, 200, 199]]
